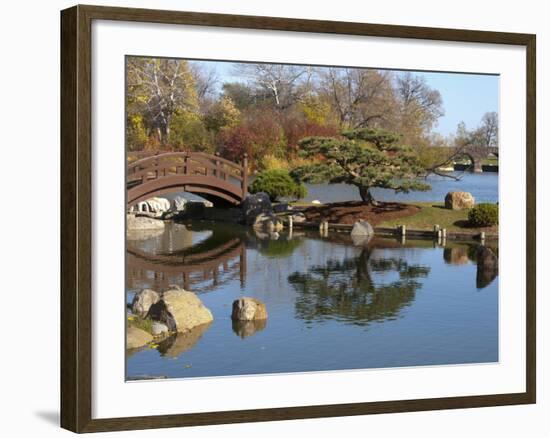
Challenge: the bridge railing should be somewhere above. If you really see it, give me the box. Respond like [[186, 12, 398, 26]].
[[127, 151, 248, 198]]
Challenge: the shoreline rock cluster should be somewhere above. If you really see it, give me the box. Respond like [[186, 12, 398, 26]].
[[127, 286, 213, 350], [127, 285, 269, 350]]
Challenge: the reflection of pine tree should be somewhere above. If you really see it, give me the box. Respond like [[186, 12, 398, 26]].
[[288, 249, 430, 326]]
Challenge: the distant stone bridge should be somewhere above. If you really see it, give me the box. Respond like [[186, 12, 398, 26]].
[[458, 146, 499, 172]]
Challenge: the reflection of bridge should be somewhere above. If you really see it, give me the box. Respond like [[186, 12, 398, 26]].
[[127, 151, 248, 207], [458, 145, 498, 173], [126, 237, 247, 292]]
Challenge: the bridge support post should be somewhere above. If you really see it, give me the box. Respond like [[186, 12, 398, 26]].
[[473, 159, 483, 173], [242, 153, 248, 200]]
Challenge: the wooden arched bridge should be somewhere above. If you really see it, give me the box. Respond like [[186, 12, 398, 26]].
[[127, 151, 248, 207]]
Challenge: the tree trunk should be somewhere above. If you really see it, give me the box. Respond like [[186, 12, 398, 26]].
[[358, 186, 377, 205]]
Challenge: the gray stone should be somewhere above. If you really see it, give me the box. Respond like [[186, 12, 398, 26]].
[[148, 288, 213, 333], [151, 322, 169, 336], [351, 233, 373, 247], [241, 192, 273, 225], [131, 289, 160, 317], [231, 297, 268, 321], [351, 220, 374, 237]]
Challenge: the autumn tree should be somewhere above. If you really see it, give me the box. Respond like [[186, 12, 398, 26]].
[[394, 72, 444, 146], [204, 96, 241, 132], [318, 68, 397, 129], [126, 57, 199, 145], [291, 128, 430, 205]]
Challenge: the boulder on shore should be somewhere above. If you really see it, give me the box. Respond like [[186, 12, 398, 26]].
[[148, 287, 213, 332], [126, 325, 153, 350], [444, 191, 475, 210], [241, 192, 273, 225], [231, 297, 268, 321], [131, 289, 160, 317]]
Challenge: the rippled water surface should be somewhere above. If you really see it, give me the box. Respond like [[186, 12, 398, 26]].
[[126, 222, 498, 380]]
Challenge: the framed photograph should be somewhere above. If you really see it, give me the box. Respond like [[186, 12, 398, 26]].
[[60, 4, 536, 433]]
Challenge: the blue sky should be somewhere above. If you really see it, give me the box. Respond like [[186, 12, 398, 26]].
[[190, 60, 499, 137]]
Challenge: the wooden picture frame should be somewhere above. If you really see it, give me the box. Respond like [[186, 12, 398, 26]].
[[60, 4, 536, 433]]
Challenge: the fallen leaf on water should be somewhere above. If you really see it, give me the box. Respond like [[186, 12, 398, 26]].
[[184, 364, 192, 368]]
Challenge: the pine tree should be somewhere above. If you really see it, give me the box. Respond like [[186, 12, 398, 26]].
[[291, 128, 430, 205]]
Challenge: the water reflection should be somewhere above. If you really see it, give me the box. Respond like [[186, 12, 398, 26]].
[[232, 319, 268, 338], [127, 222, 247, 293], [157, 322, 212, 358], [288, 247, 430, 326], [476, 245, 499, 289], [126, 222, 499, 379]]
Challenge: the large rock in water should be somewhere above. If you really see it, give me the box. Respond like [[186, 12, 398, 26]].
[[351, 220, 374, 236], [241, 193, 273, 225], [127, 214, 165, 231], [231, 297, 268, 321], [350, 220, 374, 246], [131, 289, 160, 317], [445, 191, 475, 210], [148, 288, 213, 332], [126, 325, 153, 349]]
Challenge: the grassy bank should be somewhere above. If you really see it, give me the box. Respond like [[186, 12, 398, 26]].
[[378, 202, 497, 233], [291, 201, 497, 234]]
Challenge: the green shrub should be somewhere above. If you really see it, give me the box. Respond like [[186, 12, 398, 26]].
[[468, 203, 499, 227], [250, 169, 308, 202]]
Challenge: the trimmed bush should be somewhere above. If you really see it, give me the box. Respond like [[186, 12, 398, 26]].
[[250, 169, 308, 202], [468, 203, 499, 227]]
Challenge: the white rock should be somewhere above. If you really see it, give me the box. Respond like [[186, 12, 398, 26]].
[[151, 322, 169, 336]]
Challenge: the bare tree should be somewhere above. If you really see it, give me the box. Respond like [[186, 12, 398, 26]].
[[395, 73, 444, 132], [318, 68, 397, 129], [189, 62, 219, 100], [477, 111, 498, 148], [235, 63, 313, 110]]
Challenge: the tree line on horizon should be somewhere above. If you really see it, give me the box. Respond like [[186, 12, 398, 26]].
[[126, 57, 498, 173]]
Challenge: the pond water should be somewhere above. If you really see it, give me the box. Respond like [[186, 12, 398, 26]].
[[126, 222, 498, 380], [304, 172, 498, 204]]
